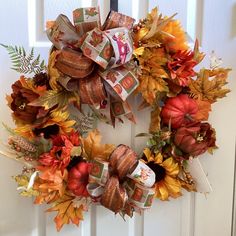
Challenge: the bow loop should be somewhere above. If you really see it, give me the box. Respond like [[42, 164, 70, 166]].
[[87, 145, 156, 214], [46, 7, 139, 125]]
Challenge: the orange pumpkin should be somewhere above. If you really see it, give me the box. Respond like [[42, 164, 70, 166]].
[[67, 162, 92, 197], [161, 94, 198, 129]]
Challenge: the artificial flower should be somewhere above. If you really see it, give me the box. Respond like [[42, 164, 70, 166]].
[[143, 148, 181, 200], [38, 132, 81, 173], [167, 50, 197, 87], [9, 77, 48, 124], [45, 111, 76, 134], [174, 122, 216, 157], [14, 110, 76, 140]]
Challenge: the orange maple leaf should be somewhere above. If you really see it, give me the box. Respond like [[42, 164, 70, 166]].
[[47, 193, 84, 231], [137, 47, 169, 104], [81, 129, 115, 161], [194, 99, 212, 121], [34, 168, 68, 204]]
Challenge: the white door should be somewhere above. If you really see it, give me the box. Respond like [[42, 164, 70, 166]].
[[0, 0, 236, 236]]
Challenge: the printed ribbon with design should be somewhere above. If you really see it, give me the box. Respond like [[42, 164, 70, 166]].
[[46, 7, 139, 125], [87, 145, 156, 214]]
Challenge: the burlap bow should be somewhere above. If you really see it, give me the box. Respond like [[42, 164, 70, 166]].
[[87, 145, 156, 214], [46, 7, 139, 125]]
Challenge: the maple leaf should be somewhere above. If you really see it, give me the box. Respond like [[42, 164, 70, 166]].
[[149, 107, 161, 133], [14, 174, 39, 197], [137, 47, 169, 104], [89, 31, 103, 47], [149, 91, 166, 132], [194, 99, 211, 121], [47, 193, 84, 231], [81, 129, 115, 161], [34, 168, 68, 204], [189, 68, 231, 103], [138, 75, 169, 104], [85, 8, 98, 17]]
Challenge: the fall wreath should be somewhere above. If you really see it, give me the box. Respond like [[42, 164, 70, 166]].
[[0, 7, 231, 231]]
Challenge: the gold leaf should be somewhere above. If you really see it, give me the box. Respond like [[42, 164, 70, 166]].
[[81, 129, 115, 161], [14, 175, 39, 197], [149, 107, 161, 133], [189, 68, 231, 103], [194, 99, 211, 121], [47, 193, 84, 231], [48, 50, 61, 91]]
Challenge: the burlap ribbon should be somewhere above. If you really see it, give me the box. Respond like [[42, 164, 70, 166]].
[[46, 8, 139, 125], [87, 145, 156, 214]]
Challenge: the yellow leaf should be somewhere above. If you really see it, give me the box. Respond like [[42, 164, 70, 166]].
[[179, 178, 197, 192], [134, 47, 145, 56], [138, 75, 169, 104], [149, 107, 161, 133], [189, 68, 231, 103], [48, 50, 62, 91], [137, 47, 169, 104], [47, 193, 84, 231], [81, 129, 115, 161], [14, 175, 39, 197]]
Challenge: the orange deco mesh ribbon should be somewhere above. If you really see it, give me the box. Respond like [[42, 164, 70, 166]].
[[46, 7, 139, 125], [87, 145, 156, 214]]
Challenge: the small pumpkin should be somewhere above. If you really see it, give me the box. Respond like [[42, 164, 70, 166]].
[[67, 162, 92, 197], [161, 94, 198, 129]]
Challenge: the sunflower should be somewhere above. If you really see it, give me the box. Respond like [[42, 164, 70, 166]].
[[143, 148, 182, 200], [15, 110, 76, 139]]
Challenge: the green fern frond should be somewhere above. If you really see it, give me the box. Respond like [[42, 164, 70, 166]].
[[0, 44, 46, 75], [70, 112, 97, 135]]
